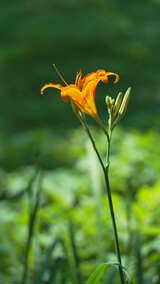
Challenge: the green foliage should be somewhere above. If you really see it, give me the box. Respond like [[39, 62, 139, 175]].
[[85, 263, 113, 284], [1, 1, 160, 282], [1, 127, 160, 283]]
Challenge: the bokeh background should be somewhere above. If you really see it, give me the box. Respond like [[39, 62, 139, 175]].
[[1, 0, 160, 283]]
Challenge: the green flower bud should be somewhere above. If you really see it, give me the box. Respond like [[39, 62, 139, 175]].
[[112, 87, 131, 130], [113, 92, 122, 117], [105, 96, 114, 111], [105, 96, 110, 106], [118, 87, 131, 118]]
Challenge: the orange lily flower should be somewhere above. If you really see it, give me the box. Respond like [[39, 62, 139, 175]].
[[41, 68, 119, 119]]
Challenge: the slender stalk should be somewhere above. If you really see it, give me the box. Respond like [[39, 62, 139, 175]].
[[94, 115, 109, 142], [104, 170, 125, 283], [82, 121, 105, 171], [82, 120, 125, 284]]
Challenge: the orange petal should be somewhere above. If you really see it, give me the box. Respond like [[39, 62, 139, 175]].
[[81, 79, 98, 117], [105, 72, 119, 84], [82, 69, 119, 88], [40, 83, 63, 94], [82, 70, 109, 88], [82, 72, 98, 89], [61, 85, 81, 103], [95, 70, 119, 84], [60, 84, 97, 117]]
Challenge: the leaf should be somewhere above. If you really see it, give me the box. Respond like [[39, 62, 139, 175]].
[[85, 262, 117, 284]]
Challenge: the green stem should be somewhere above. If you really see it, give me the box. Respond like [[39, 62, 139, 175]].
[[105, 133, 125, 283], [106, 136, 111, 169], [82, 121, 105, 171], [104, 170, 125, 283], [94, 115, 109, 142], [82, 120, 125, 284]]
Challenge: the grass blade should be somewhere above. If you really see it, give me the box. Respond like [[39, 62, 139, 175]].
[[85, 263, 111, 284]]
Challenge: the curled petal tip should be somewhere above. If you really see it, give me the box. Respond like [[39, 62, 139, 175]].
[[113, 74, 119, 84], [40, 83, 63, 95], [114, 77, 119, 84], [105, 72, 119, 84], [40, 84, 51, 95]]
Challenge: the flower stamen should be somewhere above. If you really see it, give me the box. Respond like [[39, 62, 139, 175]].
[[53, 64, 68, 86]]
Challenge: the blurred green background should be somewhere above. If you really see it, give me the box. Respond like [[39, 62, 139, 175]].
[[1, 0, 160, 283]]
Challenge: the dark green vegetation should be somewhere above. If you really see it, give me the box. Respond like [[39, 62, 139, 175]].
[[1, 0, 160, 283]]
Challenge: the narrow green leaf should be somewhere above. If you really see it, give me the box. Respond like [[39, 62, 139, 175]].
[[85, 263, 115, 284]]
